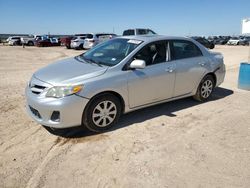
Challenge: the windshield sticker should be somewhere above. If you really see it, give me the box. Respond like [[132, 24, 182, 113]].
[[127, 39, 142, 45], [111, 58, 116, 61]]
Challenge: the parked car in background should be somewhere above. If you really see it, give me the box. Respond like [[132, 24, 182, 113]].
[[122, 28, 156, 36], [21, 35, 39, 46], [70, 34, 88, 49], [36, 37, 61, 47], [214, 36, 230, 45], [25, 35, 225, 132], [238, 36, 250, 46], [60, 36, 74, 49], [227, 37, 241, 45], [83, 33, 117, 49], [191, 37, 214, 49], [207, 36, 218, 43], [6, 36, 22, 45]]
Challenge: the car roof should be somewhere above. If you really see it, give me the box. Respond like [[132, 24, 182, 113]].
[[118, 35, 191, 43]]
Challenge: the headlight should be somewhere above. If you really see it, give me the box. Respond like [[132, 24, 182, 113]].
[[46, 85, 83, 98]]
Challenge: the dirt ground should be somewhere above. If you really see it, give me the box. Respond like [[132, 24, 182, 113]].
[[0, 45, 249, 188]]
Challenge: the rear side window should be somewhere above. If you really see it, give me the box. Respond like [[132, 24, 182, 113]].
[[123, 30, 135, 36], [170, 40, 202, 60]]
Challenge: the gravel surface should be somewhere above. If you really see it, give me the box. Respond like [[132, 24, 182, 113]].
[[0, 45, 249, 188]]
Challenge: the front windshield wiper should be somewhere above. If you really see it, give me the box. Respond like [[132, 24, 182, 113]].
[[75, 55, 103, 67], [80, 56, 103, 67], [86, 58, 103, 67]]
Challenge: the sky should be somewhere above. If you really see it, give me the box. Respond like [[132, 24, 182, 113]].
[[0, 0, 249, 36]]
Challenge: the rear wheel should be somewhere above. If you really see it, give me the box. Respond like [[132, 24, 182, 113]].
[[193, 75, 215, 102], [28, 41, 34, 46], [82, 94, 121, 132], [79, 44, 84, 50]]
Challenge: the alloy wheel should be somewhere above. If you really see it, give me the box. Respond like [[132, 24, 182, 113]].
[[201, 80, 213, 98], [92, 100, 117, 127]]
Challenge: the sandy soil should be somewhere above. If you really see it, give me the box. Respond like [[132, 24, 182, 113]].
[[0, 45, 249, 188]]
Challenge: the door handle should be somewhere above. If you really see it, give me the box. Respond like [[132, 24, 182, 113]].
[[165, 67, 174, 73], [198, 62, 205, 66]]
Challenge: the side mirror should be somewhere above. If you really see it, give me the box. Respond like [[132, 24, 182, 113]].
[[129, 59, 146, 69]]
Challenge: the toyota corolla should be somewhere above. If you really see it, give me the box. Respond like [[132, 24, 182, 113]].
[[25, 35, 225, 132]]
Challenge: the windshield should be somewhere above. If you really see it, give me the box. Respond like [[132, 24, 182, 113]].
[[80, 38, 142, 66]]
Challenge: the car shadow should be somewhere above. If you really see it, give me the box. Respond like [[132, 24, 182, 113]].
[[45, 87, 233, 138]]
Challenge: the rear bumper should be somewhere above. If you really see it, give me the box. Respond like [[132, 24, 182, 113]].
[[71, 42, 82, 49], [83, 42, 95, 49], [25, 86, 89, 128], [215, 64, 226, 87]]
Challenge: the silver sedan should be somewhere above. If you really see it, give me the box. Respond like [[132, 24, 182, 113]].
[[25, 35, 225, 132]]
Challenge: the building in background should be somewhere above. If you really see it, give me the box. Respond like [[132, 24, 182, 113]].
[[242, 18, 250, 35]]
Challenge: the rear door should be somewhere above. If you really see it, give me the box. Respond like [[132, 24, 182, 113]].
[[169, 40, 208, 97]]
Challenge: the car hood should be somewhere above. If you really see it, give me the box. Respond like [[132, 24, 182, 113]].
[[34, 56, 108, 85]]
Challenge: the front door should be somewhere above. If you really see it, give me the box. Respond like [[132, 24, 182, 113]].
[[127, 41, 176, 108]]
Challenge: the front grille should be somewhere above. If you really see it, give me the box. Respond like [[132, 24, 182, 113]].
[[30, 84, 46, 94], [29, 106, 42, 119]]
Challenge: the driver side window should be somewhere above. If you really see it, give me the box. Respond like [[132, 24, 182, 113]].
[[134, 41, 167, 66]]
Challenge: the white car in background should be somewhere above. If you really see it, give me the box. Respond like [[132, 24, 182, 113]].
[[70, 34, 88, 49], [7, 36, 22, 45], [83, 33, 117, 49], [227, 37, 242, 45], [21, 35, 38, 46]]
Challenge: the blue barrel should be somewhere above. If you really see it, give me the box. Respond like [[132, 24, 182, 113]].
[[238, 62, 250, 90]]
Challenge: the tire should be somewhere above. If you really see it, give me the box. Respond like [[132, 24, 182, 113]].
[[82, 94, 121, 132], [28, 41, 34, 46], [79, 44, 83, 50], [193, 75, 215, 102]]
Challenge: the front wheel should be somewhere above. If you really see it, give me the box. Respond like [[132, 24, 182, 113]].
[[193, 75, 215, 102], [82, 94, 121, 132]]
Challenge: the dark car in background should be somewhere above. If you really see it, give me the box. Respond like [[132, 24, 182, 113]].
[[60, 36, 74, 49], [36, 38, 61, 47], [239, 36, 250, 46], [215, 37, 230, 45], [191, 37, 214, 49]]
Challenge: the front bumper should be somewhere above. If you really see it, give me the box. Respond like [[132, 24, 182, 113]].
[[25, 86, 89, 128]]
